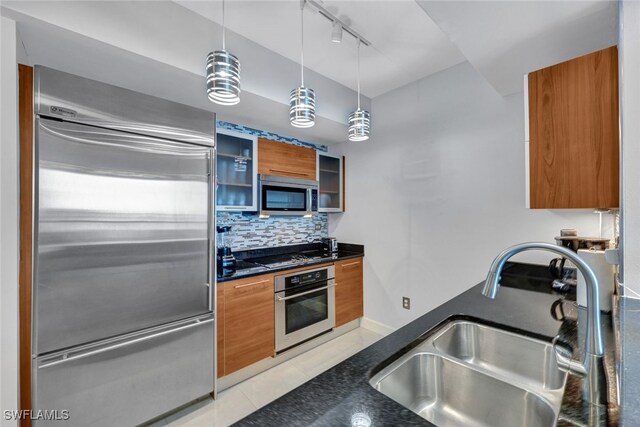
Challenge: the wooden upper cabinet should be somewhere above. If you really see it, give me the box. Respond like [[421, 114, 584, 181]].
[[258, 138, 317, 180], [528, 46, 619, 209], [219, 274, 274, 376], [335, 257, 363, 327]]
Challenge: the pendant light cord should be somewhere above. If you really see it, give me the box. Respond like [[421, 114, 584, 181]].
[[300, 1, 305, 87], [357, 39, 361, 109], [222, 0, 226, 51]]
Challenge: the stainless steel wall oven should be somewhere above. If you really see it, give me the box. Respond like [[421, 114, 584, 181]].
[[274, 266, 335, 352]]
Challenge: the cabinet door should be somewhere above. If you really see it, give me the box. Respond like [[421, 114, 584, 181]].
[[318, 154, 344, 212], [223, 274, 274, 375], [258, 138, 317, 180], [216, 129, 258, 211], [335, 258, 363, 327], [528, 46, 619, 209]]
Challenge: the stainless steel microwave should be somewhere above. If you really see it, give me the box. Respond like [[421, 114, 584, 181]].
[[259, 174, 318, 217]]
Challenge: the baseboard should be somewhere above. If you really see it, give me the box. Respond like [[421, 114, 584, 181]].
[[360, 317, 395, 336]]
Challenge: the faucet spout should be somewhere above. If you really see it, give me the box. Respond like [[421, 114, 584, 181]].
[[482, 242, 606, 405]]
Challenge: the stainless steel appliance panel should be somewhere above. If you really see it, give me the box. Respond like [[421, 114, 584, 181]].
[[35, 118, 213, 354], [274, 266, 335, 352], [34, 315, 214, 427], [259, 174, 319, 217], [35, 66, 214, 146]]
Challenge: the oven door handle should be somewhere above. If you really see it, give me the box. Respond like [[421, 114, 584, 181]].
[[275, 283, 337, 301]]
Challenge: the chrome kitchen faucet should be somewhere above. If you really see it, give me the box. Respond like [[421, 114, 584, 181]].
[[482, 242, 607, 406]]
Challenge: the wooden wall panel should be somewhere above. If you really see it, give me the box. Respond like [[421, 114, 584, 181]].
[[216, 284, 225, 379], [18, 64, 33, 427], [528, 46, 619, 208]]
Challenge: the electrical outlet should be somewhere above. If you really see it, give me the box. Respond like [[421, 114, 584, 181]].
[[402, 297, 411, 310], [315, 224, 322, 231]]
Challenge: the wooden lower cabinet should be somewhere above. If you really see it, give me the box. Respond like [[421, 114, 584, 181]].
[[217, 274, 275, 378], [335, 257, 364, 327]]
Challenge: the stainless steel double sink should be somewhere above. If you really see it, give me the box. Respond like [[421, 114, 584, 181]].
[[369, 320, 567, 427]]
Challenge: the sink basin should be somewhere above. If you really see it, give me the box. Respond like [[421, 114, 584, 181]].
[[432, 320, 566, 391], [372, 353, 558, 427], [370, 319, 567, 427]]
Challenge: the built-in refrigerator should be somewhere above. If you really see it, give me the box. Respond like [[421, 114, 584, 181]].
[[31, 66, 216, 426]]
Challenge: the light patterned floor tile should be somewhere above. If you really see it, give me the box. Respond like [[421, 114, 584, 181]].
[[163, 387, 256, 427], [153, 327, 383, 426], [236, 361, 309, 409]]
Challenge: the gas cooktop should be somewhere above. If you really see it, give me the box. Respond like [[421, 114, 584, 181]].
[[249, 251, 336, 269]]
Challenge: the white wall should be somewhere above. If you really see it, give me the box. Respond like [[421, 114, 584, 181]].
[[619, 0, 640, 298], [0, 16, 20, 427], [329, 62, 613, 330]]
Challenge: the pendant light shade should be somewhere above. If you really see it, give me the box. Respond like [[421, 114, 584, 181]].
[[290, 1, 316, 128], [206, 0, 240, 106], [348, 108, 370, 141], [206, 50, 240, 105], [290, 87, 316, 128], [348, 40, 370, 141]]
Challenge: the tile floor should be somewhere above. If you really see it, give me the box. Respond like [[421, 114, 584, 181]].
[[152, 327, 383, 427]]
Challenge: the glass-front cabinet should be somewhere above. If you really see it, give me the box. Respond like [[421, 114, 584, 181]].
[[216, 129, 258, 211], [317, 153, 344, 212]]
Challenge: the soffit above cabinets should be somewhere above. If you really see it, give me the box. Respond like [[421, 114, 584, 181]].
[[416, 0, 618, 96], [174, 0, 467, 98]]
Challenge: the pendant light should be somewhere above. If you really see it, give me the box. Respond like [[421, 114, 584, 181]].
[[348, 40, 370, 141], [206, 0, 240, 106], [290, 1, 316, 128]]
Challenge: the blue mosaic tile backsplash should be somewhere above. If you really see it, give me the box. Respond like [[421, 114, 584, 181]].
[[216, 212, 328, 251], [217, 121, 328, 152], [215, 122, 328, 250]]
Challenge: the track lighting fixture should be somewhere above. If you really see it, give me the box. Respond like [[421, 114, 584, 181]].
[[331, 21, 343, 43], [206, 0, 241, 106], [290, 1, 316, 128], [348, 40, 370, 141]]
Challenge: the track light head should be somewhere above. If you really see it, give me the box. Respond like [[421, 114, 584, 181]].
[[331, 21, 343, 43]]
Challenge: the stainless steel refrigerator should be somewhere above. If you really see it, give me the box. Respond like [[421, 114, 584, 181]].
[[31, 66, 216, 426]]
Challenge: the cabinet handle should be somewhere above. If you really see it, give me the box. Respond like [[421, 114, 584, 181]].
[[340, 261, 361, 268], [269, 168, 308, 177], [275, 283, 337, 301], [234, 279, 270, 289]]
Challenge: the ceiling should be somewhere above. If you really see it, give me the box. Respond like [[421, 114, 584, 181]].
[[175, 0, 467, 98], [417, 0, 618, 95], [2, 0, 619, 146]]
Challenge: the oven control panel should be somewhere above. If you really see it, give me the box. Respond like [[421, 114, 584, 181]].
[[275, 266, 335, 292]]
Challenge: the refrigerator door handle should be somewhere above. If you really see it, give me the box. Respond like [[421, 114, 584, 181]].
[[38, 317, 214, 370], [205, 282, 212, 312]]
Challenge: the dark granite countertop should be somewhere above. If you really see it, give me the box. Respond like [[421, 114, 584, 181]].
[[235, 262, 621, 427], [217, 243, 364, 283], [618, 296, 640, 426]]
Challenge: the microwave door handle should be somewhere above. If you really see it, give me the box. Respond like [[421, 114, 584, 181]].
[[276, 283, 337, 301]]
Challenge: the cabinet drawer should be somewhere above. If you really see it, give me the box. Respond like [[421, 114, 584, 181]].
[[35, 316, 214, 427]]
